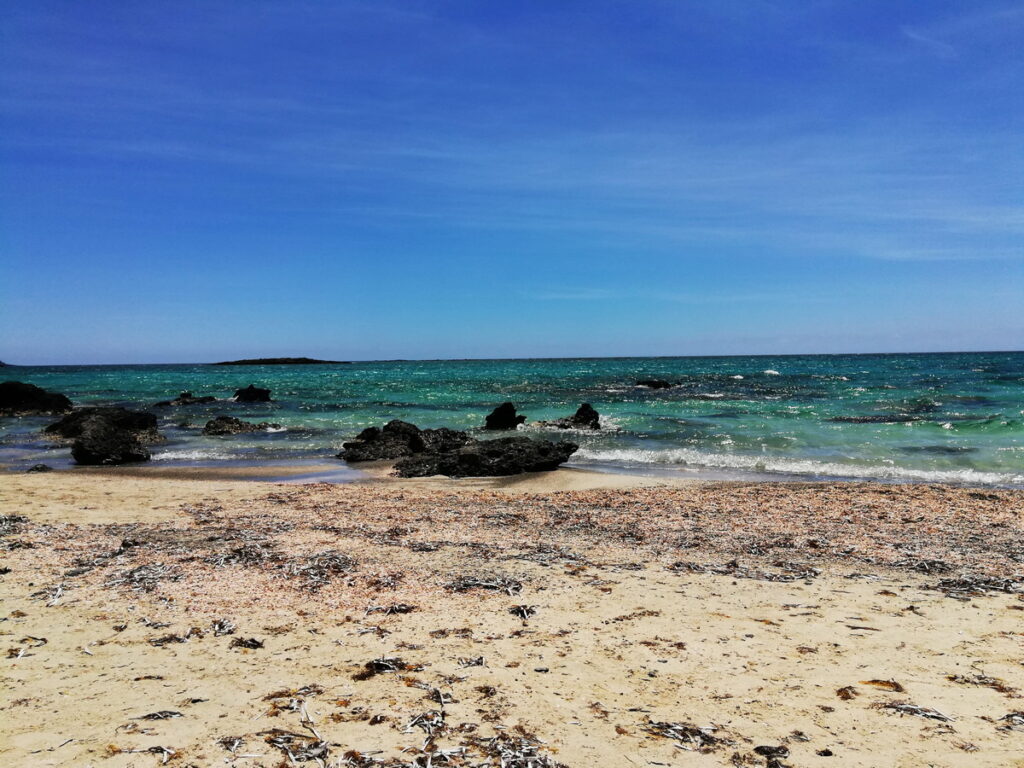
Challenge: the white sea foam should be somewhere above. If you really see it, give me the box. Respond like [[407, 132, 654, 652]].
[[572, 447, 1024, 486], [731, 375, 744, 379], [153, 449, 237, 461], [763, 369, 780, 376]]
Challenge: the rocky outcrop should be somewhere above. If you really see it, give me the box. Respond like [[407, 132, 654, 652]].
[[154, 391, 217, 407], [214, 357, 350, 365], [539, 403, 600, 430], [26, 464, 53, 473], [45, 407, 158, 441], [71, 422, 150, 465], [636, 379, 672, 389], [483, 402, 526, 430], [233, 384, 272, 402], [393, 436, 579, 478], [0, 381, 73, 416], [339, 420, 471, 462], [202, 415, 282, 436]]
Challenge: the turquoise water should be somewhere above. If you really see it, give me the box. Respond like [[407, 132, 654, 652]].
[[2, 352, 1022, 486]]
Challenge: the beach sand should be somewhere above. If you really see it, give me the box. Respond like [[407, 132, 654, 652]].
[[2, 470, 1023, 767]]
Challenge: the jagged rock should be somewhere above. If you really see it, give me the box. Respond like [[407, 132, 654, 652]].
[[71, 422, 150, 465], [26, 464, 53, 473], [539, 403, 600, 430], [0, 381, 73, 416], [339, 420, 470, 462], [637, 379, 672, 389], [45, 407, 158, 441], [233, 384, 272, 402], [154, 391, 217, 407], [483, 402, 526, 430], [393, 436, 578, 478], [202, 415, 281, 436]]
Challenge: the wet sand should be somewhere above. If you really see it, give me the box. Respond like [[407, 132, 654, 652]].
[[2, 471, 1023, 767]]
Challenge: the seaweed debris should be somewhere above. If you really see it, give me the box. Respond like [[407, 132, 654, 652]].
[[645, 719, 727, 752], [447, 574, 523, 595]]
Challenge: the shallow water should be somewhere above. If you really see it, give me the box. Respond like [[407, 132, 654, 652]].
[[2, 352, 1022, 486]]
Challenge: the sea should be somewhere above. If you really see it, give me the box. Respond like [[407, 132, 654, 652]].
[[2, 352, 1022, 487]]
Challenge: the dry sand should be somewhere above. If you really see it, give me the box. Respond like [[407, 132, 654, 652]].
[[2, 470, 1023, 767]]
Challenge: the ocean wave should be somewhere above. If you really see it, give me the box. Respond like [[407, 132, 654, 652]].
[[763, 370, 780, 376], [571, 447, 1024, 487]]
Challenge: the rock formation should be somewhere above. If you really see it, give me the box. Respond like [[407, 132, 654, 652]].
[[233, 384, 272, 402], [45, 407, 158, 441], [339, 420, 471, 462], [202, 415, 282, 436], [539, 403, 600, 430], [393, 436, 579, 478], [0, 381, 73, 416], [483, 402, 526, 430]]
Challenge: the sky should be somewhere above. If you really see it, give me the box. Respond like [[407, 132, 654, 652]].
[[1, 0, 1022, 364]]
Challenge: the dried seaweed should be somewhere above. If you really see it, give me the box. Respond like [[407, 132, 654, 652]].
[[211, 618, 236, 636], [280, 550, 356, 592], [926, 574, 1024, 599], [874, 701, 954, 721], [645, 719, 726, 752], [229, 636, 264, 650], [353, 656, 421, 681], [509, 605, 537, 620], [262, 728, 330, 763], [107, 563, 182, 592], [447, 574, 523, 595]]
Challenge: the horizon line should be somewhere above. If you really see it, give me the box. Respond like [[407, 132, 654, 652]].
[[2, 348, 1021, 368]]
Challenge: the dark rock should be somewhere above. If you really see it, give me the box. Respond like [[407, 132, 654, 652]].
[[71, 422, 150, 465], [45, 407, 158, 440], [154, 391, 217, 407], [26, 464, 53, 473], [339, 420, 471, 462], [233, 384, 272, 402], [0, 381, 73, 416], [636, 379, 672, 389], [393, 436, 578, 478], [213, 357, 350, 365], [483, 402, 526, 430], [539, 403, 600, 430], [202, 415, 281, 436]]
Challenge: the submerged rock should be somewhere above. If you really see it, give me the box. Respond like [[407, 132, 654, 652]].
[[339, 420, 470, 462], [483, 402, 526, 430], [636, 379, 672, 389], [154, 391, 217, 407], [72, 422, 150, 466], [233, 384, 272, 402], [539, 403, 600, 430], [0, 381, 73, 416], [45, 407, 158, 441], [393, 436, 579, 478], [202, 415, 282, 436]]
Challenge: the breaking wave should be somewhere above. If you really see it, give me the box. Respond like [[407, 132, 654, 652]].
[[571, 447, 1024, 487]]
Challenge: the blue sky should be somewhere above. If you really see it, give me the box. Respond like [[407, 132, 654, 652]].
[[1, 1, 1021, 364]]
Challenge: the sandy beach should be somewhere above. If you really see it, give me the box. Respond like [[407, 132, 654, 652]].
[[2, 469, 1023, 767]]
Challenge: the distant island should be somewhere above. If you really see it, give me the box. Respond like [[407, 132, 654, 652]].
[[211, 357, 351, 366]]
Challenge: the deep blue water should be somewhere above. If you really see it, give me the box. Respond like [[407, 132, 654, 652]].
[[2, 352, 1022, 486]]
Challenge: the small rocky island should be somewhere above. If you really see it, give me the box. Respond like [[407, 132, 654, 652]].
[[212, 357, 350, 365]]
